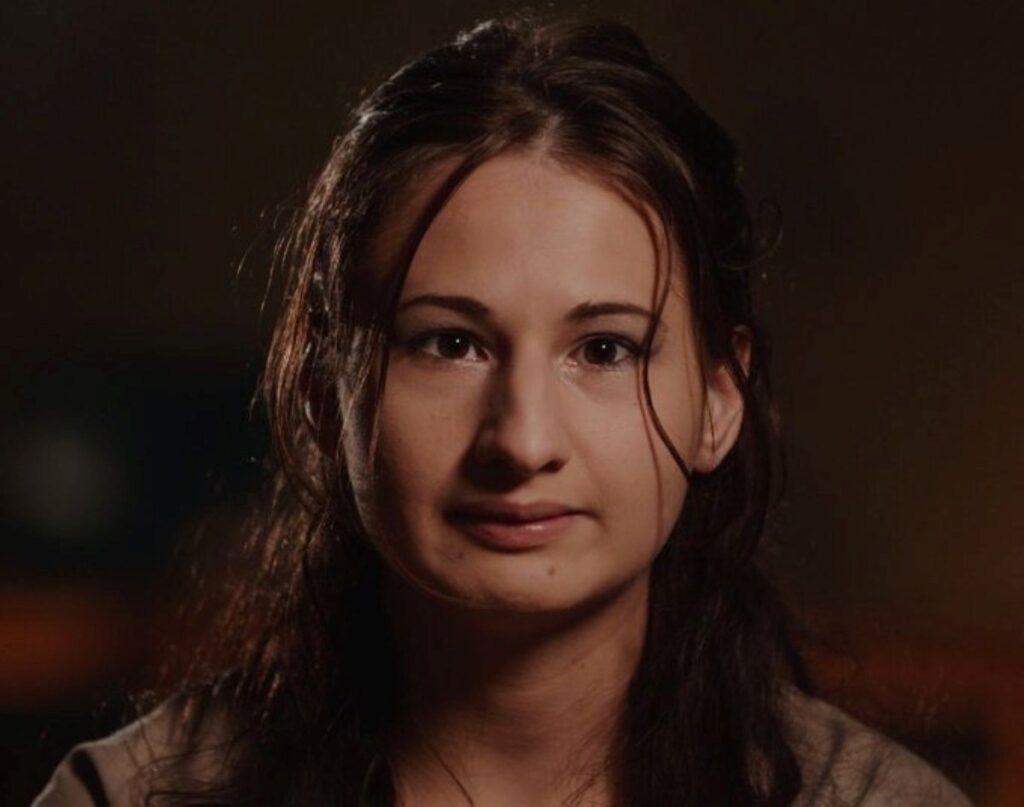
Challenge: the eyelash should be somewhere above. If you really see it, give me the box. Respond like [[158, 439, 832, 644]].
[[403, 329, 644, 372]]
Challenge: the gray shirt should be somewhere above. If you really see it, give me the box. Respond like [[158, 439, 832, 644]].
[[32, 691, 972, 805]]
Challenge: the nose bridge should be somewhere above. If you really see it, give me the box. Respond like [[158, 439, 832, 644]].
[[478, 339, 569, 473]]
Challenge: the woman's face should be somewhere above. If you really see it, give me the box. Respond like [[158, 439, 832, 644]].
[[352, 150, 739, 614]]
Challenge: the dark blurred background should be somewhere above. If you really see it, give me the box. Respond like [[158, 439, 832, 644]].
[[2, 1, 1021, 804]]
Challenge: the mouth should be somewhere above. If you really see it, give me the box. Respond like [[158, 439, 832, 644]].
[[445, 503, 584, 551]]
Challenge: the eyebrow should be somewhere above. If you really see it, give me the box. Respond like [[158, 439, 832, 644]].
[[396, 294, 664, 331]]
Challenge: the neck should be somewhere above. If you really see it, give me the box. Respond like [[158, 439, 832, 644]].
[[383, 573, 650, 807]]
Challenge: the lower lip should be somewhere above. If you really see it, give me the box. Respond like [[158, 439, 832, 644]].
[[448, 513, 581, 551]]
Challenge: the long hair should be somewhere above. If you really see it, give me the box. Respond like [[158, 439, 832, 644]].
[[145, 10, 811, 805]]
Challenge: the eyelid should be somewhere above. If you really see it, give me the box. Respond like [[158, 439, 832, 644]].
[[405, 328, 490, 363], [566, 334, 644, 371]]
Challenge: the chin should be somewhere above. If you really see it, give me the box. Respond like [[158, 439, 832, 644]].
[[417, 551, 639, 618]]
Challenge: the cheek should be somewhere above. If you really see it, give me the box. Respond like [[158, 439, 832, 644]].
[[588, 418, 689, 559], [372, 371, 477, 520], [602, 361, 702, 547]]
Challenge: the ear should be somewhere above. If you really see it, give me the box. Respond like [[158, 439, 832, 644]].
[[691, 326, 752, 474]]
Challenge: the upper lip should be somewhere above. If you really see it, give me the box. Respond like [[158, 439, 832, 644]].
[[447, 500, 583, 524]]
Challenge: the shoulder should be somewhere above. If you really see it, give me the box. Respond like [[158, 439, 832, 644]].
[[31, 694, 233, 807], [783, 688, 973, 806]]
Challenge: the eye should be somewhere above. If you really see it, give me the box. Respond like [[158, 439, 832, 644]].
[[406, 329, 488, 363], [574, 335, 643, 370], [402, 329, 643, 370]]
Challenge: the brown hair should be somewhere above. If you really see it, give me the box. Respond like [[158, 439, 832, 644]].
[[148, 10, 810, 805]]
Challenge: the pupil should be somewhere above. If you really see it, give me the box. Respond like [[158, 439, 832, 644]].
[[585, 339, 616, 364], [439, 334, 468, 359]]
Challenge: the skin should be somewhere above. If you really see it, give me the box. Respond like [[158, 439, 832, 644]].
[[346, 149, 748, 806]]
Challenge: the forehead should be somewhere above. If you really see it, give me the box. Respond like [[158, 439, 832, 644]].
[[372, 151, 686, 304]]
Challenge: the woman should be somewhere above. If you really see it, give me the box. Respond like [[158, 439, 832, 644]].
[[35, 11, 970, 806]]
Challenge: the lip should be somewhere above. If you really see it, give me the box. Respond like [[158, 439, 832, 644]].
[[446, 500, 585, 551], [448, 512, 582, 551], [450, 500, 581, 522]]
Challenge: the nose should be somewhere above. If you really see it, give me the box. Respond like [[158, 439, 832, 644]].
[[470, 349, 571, 479]]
